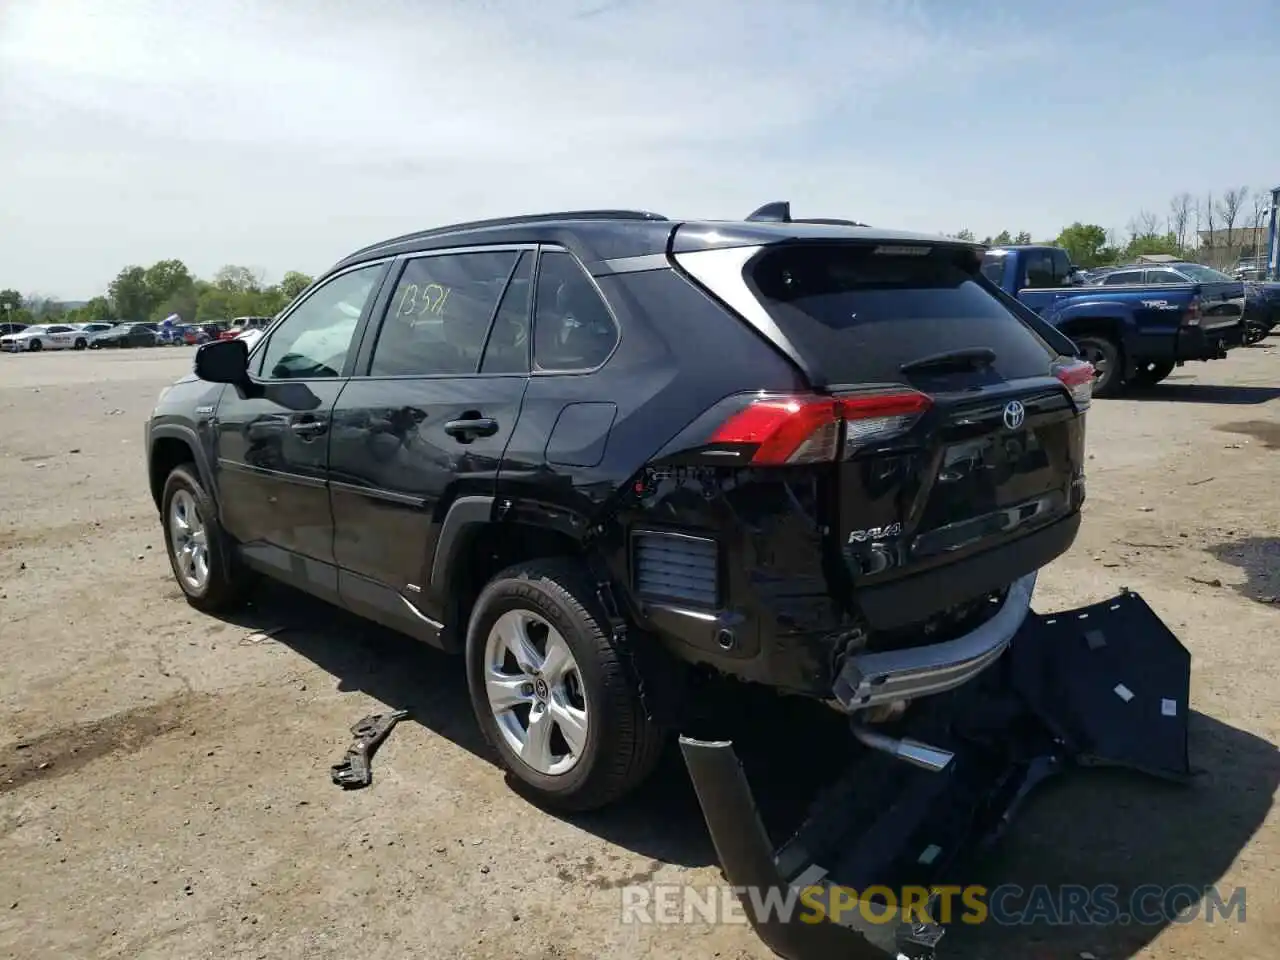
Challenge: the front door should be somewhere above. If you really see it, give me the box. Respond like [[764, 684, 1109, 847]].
[[328, 247, 534, 638], [213, 261, 389, 596]]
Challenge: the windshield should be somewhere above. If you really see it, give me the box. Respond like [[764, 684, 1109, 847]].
[[24, 326, 48, 335], [1174, 263, 1234, 283]]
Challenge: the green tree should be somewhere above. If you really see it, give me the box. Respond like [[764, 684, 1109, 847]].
[[279, 270, 312, 301], [214, 265, 263, 293], [1013, 230, 1032, 244], [1055, 222, 1109, 267], [952, 229, 976, 241], [991, 230, 1013, 246], [144, 259, 194, 303], [1124, 232, 1181, 260], [109, 266, 152, 322], [0, 289, 22, 314]]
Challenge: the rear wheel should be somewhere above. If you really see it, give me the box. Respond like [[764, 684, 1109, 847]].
[[161, 464, 251, 612], [465, 558, 665, 812], [1129, 360, 1175, 387], [1243, 322, 1266, 346], [74, 338, 88, 350], [1074, 335, 1122, 397]]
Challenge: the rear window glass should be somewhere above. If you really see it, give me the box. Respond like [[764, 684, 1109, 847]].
[[747, 243, 1056, 383]]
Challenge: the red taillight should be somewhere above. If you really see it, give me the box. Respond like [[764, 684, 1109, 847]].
[[708, 390, 931, 465], [1181, 298, 1202, 327], [1053, 358, 1094, 411]]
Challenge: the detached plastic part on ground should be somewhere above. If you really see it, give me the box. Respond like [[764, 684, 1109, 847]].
[[680, 588, 1192, 960]]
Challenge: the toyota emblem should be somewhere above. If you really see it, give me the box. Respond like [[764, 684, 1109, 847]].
[[1002, 400, 1026, 431]]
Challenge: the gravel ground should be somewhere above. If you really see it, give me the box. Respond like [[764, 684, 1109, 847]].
[[0, 342, 1277, 960]]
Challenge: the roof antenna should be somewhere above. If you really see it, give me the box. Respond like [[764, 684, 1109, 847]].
[[746, 201, 792, 223]]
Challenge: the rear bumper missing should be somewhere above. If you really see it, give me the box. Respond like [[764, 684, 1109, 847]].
[[680, 589, 1193, 960]]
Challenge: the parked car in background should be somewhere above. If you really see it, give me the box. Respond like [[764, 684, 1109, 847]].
[[0, 321, 28, 338], [1, 323, 85, 352], [981, 246, 1245, 395], [1230, 258, 1267, 281], [73, 322, 114, 339], [235, 326, 266, 351], [156, 324, 192, 346], [1244, 281, 1280, 342], [88, 322, 159, 349], [184, 322, 228, 345], [218, 316, 272, 341]]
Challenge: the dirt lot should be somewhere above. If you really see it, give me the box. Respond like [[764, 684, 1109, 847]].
[[0, 343, 1277, 960]]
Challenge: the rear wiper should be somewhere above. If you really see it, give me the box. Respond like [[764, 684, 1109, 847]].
[[900, 347, 996, 374]]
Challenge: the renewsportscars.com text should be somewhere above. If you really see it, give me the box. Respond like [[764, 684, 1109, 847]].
[[620, 883, 1247, 927]]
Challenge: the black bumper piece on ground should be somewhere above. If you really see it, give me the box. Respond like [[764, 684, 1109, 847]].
[[680, 589, 1192, 960]]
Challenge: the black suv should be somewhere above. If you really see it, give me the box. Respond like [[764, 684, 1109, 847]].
[[145, 206, 1093, 811]]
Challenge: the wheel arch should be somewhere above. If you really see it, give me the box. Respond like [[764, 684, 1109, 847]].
[[430, 496, 592, 651], [148, 425, 216, 511]]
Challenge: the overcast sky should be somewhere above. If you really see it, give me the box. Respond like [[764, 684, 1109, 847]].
[[1, 0, 1276, 299]]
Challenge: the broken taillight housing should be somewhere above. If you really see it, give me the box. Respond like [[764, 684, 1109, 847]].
[[708, 390, 932, 464], [1053, 358, 1094, 411]]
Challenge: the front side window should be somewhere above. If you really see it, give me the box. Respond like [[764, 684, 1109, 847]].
[[368, 250, 520, 377], [257, 264, 383, 380], [532, 251, 619, 371]]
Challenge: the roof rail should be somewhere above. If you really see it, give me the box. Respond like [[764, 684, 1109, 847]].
[[348, 209, 669, 259]]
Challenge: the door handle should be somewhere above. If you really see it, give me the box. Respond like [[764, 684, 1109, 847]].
[[290, 417, 328, 439], [443, 417, 499, 441]]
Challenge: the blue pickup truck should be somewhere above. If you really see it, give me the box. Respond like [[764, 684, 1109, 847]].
[[980, 245, 1246, 395]]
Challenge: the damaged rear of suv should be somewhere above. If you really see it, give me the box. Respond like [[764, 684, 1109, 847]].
[[152, 203, 1192, 959]]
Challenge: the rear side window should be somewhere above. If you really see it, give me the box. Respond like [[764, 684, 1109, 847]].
[[1102, 271, 1142, 285], [533, 251, 619, 371], [746, 243, 1057, 383]]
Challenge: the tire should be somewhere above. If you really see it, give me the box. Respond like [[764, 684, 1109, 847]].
[[1129, 360, 1175, 387], [160, 463, 251, 613], [28, 339, 42, 353], [1243, 323, 1265, 346], [74, 338, 87, 350], [465, 558, 665, 812], [1073, 334, 1122, 397]]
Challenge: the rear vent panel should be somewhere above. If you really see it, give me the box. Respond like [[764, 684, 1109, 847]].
[[633, 532, 720, 608]]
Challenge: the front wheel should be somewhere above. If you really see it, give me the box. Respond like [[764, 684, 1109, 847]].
[[1129, 360, 1175, 387], [1073, 335, 1123, 397], [27, 339, 42, 353], [161, 464, 251, 612], [465, 558, 665, 812], [1243, 323, 1266, 346]]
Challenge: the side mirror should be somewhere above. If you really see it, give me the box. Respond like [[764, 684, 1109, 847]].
[[194, 338, 250, 384]]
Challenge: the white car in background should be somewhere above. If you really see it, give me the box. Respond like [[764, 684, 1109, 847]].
[[0, 323, 86, 352], [236, 326, 265, 351]]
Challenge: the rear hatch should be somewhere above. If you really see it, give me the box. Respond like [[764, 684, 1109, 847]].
[[740, 241, 1089, 598]]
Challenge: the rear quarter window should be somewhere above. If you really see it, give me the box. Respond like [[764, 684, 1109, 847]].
[[746, 242, 1057, 383]]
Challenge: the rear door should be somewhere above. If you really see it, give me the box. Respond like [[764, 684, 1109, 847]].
[[328, 246, 532, 630], [741, 241, 1086, 582]]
